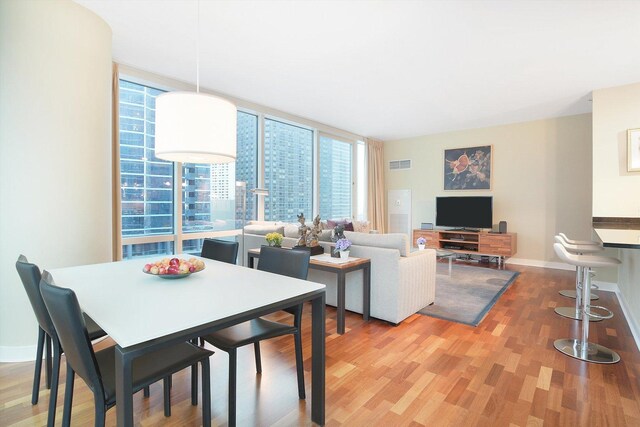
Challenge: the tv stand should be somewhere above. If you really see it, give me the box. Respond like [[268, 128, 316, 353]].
[[413, 229, 517, 266]]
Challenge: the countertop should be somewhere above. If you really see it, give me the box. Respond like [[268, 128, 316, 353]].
[[593, 218, 640, 249]]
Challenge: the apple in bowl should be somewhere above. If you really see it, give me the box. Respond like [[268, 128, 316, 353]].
[[143, 257, 205, 279]]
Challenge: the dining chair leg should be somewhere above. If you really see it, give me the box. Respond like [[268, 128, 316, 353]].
[[32, 327, 45, 404], [47, 340, 62, 427], [62, 365, 75, 427], [191, 365, 198, 405], [143, 385, 150, 397], [294, 331, 305, 399], [45, 333, 52, 389], [93, 393, 106, 427], [163, 377, 171, 417], [201, 358, 211, 427], [253, 342, 262, 374], [228, 348, 237, 427]]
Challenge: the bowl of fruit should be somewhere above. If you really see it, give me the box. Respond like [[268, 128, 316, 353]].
[[143, 257, 205, 279]]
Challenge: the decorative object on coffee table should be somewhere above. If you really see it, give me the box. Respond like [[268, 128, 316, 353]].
[[332, 224, 346, 243], [296, 212, 309, 247], [444, 145, 492, 190], [265, 232, 283, 247], [334, 238, 352, 259], [307, 215, 322, 247], [417, 236, 426, 250], [294, 213, 323, 255]]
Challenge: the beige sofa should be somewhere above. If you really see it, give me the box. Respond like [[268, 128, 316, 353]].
[[239, 222, 436, 325]]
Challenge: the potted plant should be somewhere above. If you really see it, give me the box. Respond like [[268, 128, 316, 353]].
[[417, 236, 427, 250], [265, 232, 283, 247], [334, 238, 352, 259]]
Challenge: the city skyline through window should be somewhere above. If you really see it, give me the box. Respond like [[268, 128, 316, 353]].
[[264, 118, 313, 223], [319, 135, 352, 220]]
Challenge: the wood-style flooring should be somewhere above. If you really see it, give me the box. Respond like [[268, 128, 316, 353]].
[[1, 262, 640, 426]]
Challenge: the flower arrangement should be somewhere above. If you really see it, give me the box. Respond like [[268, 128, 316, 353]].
[[265, 232, 283, 247], [334, 238, 352, 253], [417, 237, 427, 246]]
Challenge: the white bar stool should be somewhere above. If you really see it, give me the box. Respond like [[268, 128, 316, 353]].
[[553, 243, 620, 364], [554, 236, 603, 321], [557, 233, 601, 301]]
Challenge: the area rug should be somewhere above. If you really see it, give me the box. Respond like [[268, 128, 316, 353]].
[[418, 263, 520, 326]]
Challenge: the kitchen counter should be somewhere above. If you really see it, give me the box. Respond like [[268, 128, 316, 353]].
[[593, 217, 640, 249]]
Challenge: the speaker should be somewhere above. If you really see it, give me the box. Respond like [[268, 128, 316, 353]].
[[421, 222, 433, 230], [499, 221, 507, 233]]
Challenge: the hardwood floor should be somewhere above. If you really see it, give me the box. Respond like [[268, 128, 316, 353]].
[[2, 263, 640, 426]]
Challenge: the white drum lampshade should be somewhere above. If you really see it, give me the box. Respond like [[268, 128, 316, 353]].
[[155, 91, 237, 164]]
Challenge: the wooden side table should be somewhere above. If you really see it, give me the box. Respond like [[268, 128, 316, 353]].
[[248, 248, 371, 334]]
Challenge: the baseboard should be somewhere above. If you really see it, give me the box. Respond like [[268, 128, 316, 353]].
[[0, 345, 37, 363], [610, 286, 640, 352], [591, 280, 618, 293], [506, 257, 574, 271]]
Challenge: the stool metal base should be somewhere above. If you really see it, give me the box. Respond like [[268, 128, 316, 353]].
[[559, 290, 599, 300], [554, 307, 603, 321], [554, 338, 620, 364]]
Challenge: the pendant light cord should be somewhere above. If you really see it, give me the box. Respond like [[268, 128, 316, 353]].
[[196, 0, 200, 93]]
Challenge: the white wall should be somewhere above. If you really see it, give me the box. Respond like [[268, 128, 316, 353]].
[[592, 82, 640, 217], [592, 82, 640, 338], [384, 114, 594, 267], [0, 0, 112, 360]]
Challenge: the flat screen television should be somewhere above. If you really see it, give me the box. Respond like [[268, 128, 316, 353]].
[[436, 196, 493, 230]]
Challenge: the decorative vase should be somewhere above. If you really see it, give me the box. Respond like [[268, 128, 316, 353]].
[[339, 250, 349, 259], [418, 244, 425, 250]]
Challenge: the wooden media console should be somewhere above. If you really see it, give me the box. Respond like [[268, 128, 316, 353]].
[[413, 229, 517, 265]]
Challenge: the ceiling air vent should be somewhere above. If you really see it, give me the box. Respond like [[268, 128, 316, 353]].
[[389, 159, 411, 170]]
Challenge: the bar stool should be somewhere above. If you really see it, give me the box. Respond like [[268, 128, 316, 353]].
[[557, 233, 602, 301], [552, 243, 620, 364], [554, 236, 603, 321]]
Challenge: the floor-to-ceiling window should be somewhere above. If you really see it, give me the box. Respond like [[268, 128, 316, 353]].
[[263, 118, 313, 223], [318, 135, 353, 220]]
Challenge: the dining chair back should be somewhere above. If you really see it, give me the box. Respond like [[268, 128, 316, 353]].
[[39, 273, 105, 397], [201, 238, 239, 264], [16, 255, 55, 339], [257, 246, 310, 316], [256, 246, 310, 280]]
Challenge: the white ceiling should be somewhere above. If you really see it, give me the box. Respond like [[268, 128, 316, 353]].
[[76, 0, 640, 141]]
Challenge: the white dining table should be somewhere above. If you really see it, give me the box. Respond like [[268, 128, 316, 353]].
[[48, 256, 327, 426]]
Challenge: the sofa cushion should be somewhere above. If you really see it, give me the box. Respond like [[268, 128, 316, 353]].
[[353, 220, 371, 233], [344, 231, 410, 257], [318, 229, 332, 242], [283, 223, 299, 238], [244, 224, 285, 236]]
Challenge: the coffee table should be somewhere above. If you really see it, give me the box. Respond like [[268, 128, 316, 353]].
[[248, 248, 370, 334], [436, 249, 456, 276]]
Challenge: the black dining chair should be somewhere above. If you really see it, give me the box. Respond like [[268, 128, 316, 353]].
[[16, 255, 109, 426], [200, 246, 310, 426], [200, 238, 239, 264], [39, 271, 214, 427]]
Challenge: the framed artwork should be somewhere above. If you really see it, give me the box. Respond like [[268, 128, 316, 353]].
[[628, 128, 640, 172], [444, 145, 492, 190]]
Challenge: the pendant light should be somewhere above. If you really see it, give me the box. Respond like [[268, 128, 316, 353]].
[[155, 0, 236, 164]]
